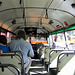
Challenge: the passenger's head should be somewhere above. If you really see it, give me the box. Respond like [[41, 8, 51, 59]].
[[16, 30, 26, 40], [0, 35, 7, 45]]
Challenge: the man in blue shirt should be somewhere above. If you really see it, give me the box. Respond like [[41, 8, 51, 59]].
[[8, 30, 34, 75]]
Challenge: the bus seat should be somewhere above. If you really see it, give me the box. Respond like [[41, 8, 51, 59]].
[[49, 50, 64, 68], [44, 47, 52, 62], [0, 52, 24, 75], [57, 51, 75, 75], [39, 46, 46, 57], [48, 50, 75, 71], [39, 46, 51, 60], [47, 47, 64, 64], [0, 64, 20, 75]]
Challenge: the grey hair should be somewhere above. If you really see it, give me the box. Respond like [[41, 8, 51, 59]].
[[16, 30, 26, 40]]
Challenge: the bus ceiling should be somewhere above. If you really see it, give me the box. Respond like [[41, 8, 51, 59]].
[[0, 0, 75, 35]]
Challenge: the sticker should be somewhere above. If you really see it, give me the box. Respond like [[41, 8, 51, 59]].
[[56, 25, 62, 29], [64, 21, 68, 26]]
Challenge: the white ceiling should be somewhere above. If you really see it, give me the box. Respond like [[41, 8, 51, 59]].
[[0, 0, 75, 34]]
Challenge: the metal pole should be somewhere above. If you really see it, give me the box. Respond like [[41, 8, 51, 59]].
[[64, 31, 68, 49]]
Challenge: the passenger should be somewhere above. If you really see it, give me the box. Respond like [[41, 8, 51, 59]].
[[52, 36, 57, 48], [0, 35, 10, 52], [8, 30, 34, 75], [52, 41, 56, 48], [0, 48, 3, 55]]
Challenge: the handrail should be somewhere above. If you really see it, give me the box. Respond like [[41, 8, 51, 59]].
[[57, 51, 75, 74], [49, 50, 64, 64], [0, 54, 22, 61], [3, 51, 23, 58], [0, 64, 20, 75]]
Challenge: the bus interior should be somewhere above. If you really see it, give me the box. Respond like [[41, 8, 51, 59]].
[[0, 0, 75, 75]]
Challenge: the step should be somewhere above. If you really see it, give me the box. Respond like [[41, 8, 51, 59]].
[[31, 59, 43, 66], [30, 66, 45, 71], [29, 70, 56, 75], [30, 70, 48, 75]]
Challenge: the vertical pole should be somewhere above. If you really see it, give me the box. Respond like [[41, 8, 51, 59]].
[[0, 27, 1, 34], [49, 35, 50, 47], [19, 0, 22, 4], [23, 0, 26, 26], [64, 31, 68, 49]]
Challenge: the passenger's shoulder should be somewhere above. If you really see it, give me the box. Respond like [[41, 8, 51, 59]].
[[8, 40, 17, 44], [25, 41, 31, 45]]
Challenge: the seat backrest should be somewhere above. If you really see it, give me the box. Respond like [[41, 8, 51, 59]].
[[49, 50, 64, 68], [44, 47, 53, 62], [57, 51, 75, 75], [39, 46, 46, 56], [40, 46, 52, 61], [49, 50, 75, 68]]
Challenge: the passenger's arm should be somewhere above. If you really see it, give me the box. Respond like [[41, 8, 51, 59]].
[[0, 48, 3, 55], [30, 55, 34, 58], [29, 43, 34, 58]]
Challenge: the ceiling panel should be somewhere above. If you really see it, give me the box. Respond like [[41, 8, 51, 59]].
[[24, 0, 51, 7], [0, 0, 75, 34]]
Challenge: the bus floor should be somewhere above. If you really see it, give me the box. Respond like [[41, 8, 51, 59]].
[[29, 59, 57, 75]]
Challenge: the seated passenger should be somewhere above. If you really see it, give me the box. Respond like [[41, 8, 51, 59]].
[[52, 42, 56, 48], [0, 48, 3, 55], [0, 35, 10, 52], [8, 30, 34, 75], [52, 36, 57, 48]]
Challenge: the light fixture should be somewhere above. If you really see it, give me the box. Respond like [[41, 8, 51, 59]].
[[0, 1, 2, 6], [45, 9, 48, 19], [49, 20, 53, 24], [12, 19, 16, 24], [71, 3, 75, 8]]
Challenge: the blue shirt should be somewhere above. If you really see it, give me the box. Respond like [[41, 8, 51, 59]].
[[0, 45, 10, 52], [8, 38, 34, 63]]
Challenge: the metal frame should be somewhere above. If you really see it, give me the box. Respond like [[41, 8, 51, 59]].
[[0, 51, 25, 75], [48, 50, 75, 72], [57, 51, 75, 74], [0, 64, 20, 75]]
